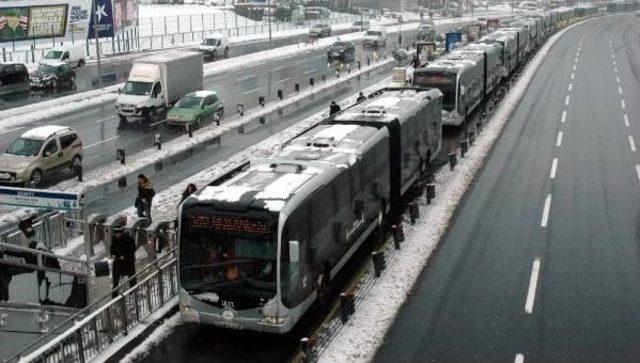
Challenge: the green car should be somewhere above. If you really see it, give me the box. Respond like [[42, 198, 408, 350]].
[[166, 91, 224, 129]]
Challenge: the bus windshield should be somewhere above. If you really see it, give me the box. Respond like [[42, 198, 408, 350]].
[[413, 71, 457, 111], [180, 209, 277, 309]]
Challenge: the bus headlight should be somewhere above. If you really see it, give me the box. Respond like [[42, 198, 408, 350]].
[[260, 315, 288, 325], [180, 303, 200, 323]]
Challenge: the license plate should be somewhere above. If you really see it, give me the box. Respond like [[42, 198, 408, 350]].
[[213, 320, 243, 330]]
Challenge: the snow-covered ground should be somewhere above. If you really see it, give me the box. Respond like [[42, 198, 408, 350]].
[[318, 18, 593, 363]]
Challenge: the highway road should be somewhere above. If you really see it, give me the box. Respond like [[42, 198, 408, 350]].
[[375, 13, 640, 363]]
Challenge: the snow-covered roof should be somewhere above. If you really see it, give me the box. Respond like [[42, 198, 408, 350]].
[[21, 125, 71, 140], [190, 90, 217, 98]]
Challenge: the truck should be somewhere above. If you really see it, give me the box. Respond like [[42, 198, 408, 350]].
[[115, 51, 204, 123]]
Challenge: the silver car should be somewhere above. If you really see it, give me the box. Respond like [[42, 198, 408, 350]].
[[0, 126, 83, 187]]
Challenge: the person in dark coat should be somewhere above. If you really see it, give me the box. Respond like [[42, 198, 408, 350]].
[[110, 229, 137, 298], [181, 183, 197, 202], [136, 174, 155, 221], [329, 101, 341, 117], [0, 250, 10, 302], [356, 92, 367, 103]]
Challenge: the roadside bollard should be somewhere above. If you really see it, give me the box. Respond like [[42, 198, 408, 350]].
[[461, 139, 468, 158], [118, 176, 127, 188], [300, 337, 315, 361], [371, 251, 386, 277], [408, 203, 419, 224], [367, 57, 371, 66], [187, 124, 193, 137], [310, 77, 315, 87], [294, 83, 300, 92], [391, 224, 405, 244], [449, 153, 457, 171], [277, 89, 283, 100], [258, 96, 265, 107], [357, 60, 361, 70], [259, 117, 266, 124], [469, 131, 475, 146], [236, 104, 244, 116], [426, 183, 436, 205], [340, 292, 355, 323], [75, 164, 83, 182], [238, 125, 245, 134], [38, 310, 49, 334], [154, 133, 161, 150], [116, 149, 125, 165]]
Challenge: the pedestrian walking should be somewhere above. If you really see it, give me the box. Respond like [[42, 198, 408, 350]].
[[356, 92, 367, 103], [329, 101, 341, 117], [181, 183, 198, 202], [110, 228, 137, 298], [136, 174, 155, 221]]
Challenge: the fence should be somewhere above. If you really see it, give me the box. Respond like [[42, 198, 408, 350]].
[[0, 210, 81, 251], [6, 249, 179, 363], [0, 11, 366, 66]]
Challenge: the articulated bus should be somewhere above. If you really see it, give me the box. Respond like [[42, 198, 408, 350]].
[[177, 88, 442, 332]]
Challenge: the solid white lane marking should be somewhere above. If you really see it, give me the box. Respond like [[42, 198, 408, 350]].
[[95, 116, 115, 124], [243, 87, 262, 95], [616, 76, 620, 83], [277, 77, 292, 84], [565, 95, 570, 106], [515, 354, 525, 363], [624, 114, 630, 127], [568, 83, 573, 92], [629, 135, 636, 152], [618, 86, 623, 95], [85, 136, 119, 149], [556, 131, 563, 147], [303, 68, 317, 75], [550, 158, 558, 179], [570, 72, 575, 80], [561, 110, 567, 123], [239, 74, 257, 82], [636, 164, 640, 182], [621, 99, 626, 109], [541, 194, 552, 228], [525, 257, 542, 314]]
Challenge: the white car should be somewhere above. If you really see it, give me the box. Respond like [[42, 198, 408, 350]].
[[363, 27, 388, 47], [350, 20, 371, 32], [40, 45, 86, 68], [199, 33, 230, 60]]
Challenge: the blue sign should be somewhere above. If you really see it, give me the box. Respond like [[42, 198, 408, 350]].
[[445, 32, 462, 53], [89, 0, 114, 39], [0, 187, 82, 210]]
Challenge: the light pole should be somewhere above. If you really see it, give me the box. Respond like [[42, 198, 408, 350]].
[[92, 0, 103, 88]]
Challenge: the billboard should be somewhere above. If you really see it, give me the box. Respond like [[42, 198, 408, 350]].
[[0, 186, 82, 210], [0, 4, 68, 42], [113, 0, 137, 33], [88, 0, 114, 38]]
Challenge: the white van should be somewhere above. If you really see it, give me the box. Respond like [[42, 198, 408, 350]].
[[41, 45, 86, 68]]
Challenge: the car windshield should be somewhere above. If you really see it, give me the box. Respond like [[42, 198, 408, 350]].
[[36, 64, 57, 74], [366, 30, 382, 36], [180, 210, 277, 307], [6, 138, 43, 157], [122, 81, 152, 96], [333, 42, 350, 47], [44, 51, 63, 60], [353, 21, 363, 26], [202, 38, 219, 46], [175, 96, 203, 109]]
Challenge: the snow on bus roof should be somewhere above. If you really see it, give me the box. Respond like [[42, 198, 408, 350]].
[[313, 124, 360, 142], [194, 185, 254, 203], [254, 173, 312, 200]]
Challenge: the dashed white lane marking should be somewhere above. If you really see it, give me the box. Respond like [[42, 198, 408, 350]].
[[561, 110, 567, 123], [565, 95, 571, 106], [303, 68, 317, 75], [624, 114, 630, 127], [613, 59, 616, 66], [614, 66, 618, 73], [85, 136, 119, 149], [239, 74, 257, 82], [550, 158, 558, 179], [95, 116, 115, 124], [636, 164, 640, 182], [621, 99, 626, 109], [243, 87, 262, 95], [568, 83, 573, 92], [277, 77, 292, 84], [541, 194, 552, 228], [570, 72, 575, 80], [525, 257, 542, 313], [618, 86, 623, 95], [556, 131, 563, 147], [515, 354, 525, 363], [629, 135, 637, 152], [616, 76, 621, 83], [572, 64, 577, 71]]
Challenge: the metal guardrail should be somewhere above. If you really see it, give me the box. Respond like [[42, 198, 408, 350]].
[[1, 13, 366, 66], [6, 249, 179, 363]]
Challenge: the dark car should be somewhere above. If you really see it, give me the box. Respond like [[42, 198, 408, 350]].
[[0, 63, 30, 96], [327, 41, 355, 62], [30, 61, 76, 90], [310, 23, 331, 37]]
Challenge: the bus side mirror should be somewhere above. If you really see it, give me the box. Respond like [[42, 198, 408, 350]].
[[289, 240, 300, 263]]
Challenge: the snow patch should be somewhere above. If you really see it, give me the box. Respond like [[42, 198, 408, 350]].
[[120, 312, 183, 363]]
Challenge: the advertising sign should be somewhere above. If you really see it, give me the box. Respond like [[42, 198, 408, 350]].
[[445, 31, 462, 53], [0, 186, 82, 211], [27, 5, 68, 38], [113, 0, 137, 32], [0, 7, 29, 42], [417, 42, 436, 66], [88, 0, 114, 38]]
